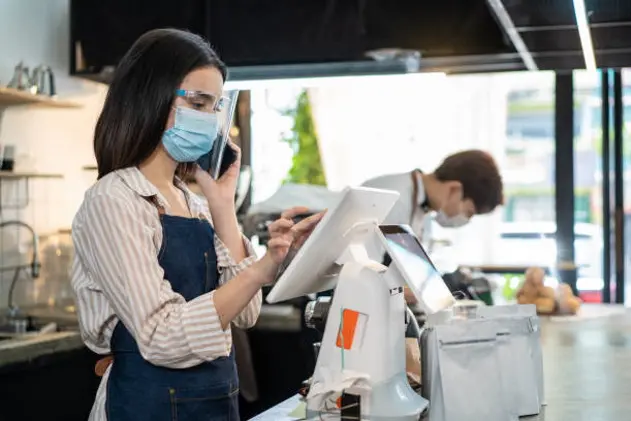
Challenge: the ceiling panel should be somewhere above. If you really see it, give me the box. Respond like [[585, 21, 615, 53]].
[[532, 49, 631, 70], [490, 0, 631, 69], [505, 0, 631, 28], [591, 25, 631, 50], [521, 25, 631, 54], [521, 30, 581, 52]]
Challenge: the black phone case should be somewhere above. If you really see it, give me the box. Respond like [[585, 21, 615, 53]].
[[217, 143, 237, 178], [196, 140, 237, 179], [196, 151, 211, 172]]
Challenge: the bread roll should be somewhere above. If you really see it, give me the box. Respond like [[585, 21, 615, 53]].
[[559, 295, 581, 315], [535, 297, 556, 314], [557, 283, 574, 297], [525, 267, 546, 287], [539, 286, 556, 300], [517, 281, 539, 303]]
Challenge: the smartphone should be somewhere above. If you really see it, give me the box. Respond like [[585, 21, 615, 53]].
[[197, 136, 238, 179]]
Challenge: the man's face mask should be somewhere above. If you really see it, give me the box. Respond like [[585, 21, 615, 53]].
[[435, 210, 469, 228], [434, 186, 471, 228]]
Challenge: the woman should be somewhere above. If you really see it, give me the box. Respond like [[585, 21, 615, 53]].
[[71, 28, 322, 421]]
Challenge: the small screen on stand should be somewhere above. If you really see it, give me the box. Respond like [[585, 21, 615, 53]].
[[379, 225, 454, 313]]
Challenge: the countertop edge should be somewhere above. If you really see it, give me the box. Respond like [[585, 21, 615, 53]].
[[0, 331, 84, 368]]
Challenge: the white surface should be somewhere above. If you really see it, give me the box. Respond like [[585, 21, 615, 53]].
[[545, 304, 627, 322], [307, 260, 427, 420], [477, 304, 545, 407], [248, 394, 303, 420], [376, 225, 455, 314], [428, 320, 513, 421], [266, 186, 400, 303]]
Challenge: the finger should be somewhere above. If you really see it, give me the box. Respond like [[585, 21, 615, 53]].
[[293, 233, 311, 248], [267, 237, 292, 250], [293, 222, 321, 247], [227, 138, 242, 162], [193, 165, 215, 185], [291, 212, 324, 234], [281, 206, 311, 220], [193, 164, 206, 177], [268, 218, 294, 235], [227, 137, 241, 152]]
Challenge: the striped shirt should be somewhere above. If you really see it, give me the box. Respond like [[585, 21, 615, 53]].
[[71, 167, 261, 421]]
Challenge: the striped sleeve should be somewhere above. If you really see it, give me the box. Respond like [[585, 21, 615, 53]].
[[214, 235, 262, 329], [74, 193, 231, 367]]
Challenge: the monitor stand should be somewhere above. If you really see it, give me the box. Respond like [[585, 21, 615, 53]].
[[305, 242, 428, 420]]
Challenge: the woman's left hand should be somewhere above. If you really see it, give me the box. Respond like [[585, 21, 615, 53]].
[[194, 140, 241, 210]]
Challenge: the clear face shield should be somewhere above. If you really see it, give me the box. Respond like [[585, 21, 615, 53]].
[[207, 89, 239, 179], [186, 89, 240, 178]]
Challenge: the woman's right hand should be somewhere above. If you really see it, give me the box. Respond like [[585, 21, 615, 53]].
[[256, 206, 325, 285]]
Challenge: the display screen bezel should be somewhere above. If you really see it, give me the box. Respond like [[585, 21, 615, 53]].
[[378, 224, 455, 313], [378, 224, 436, 268]]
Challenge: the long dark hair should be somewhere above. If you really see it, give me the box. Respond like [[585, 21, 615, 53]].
[[94, 28, 227, 180]]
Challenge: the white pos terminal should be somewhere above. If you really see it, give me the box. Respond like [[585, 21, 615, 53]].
[[267, 187, 455, 420]]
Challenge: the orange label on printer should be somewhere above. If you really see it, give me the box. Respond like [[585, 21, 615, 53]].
[[336, 309, 360, 350]]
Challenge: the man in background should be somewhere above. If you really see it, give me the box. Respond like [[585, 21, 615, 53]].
[[362, 149, 504, 303]]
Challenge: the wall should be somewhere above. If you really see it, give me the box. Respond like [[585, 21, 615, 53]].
[[0, 0, 107, 307]]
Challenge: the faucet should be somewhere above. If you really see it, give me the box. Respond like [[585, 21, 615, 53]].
[[0, 220, 40, 316]]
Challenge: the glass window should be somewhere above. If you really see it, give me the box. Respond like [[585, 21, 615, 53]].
[[622, 69, 631, 305], [571, 70, 604, 303], [249, 72, 558, 301]]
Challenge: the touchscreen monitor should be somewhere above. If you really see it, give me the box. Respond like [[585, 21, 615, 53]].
[[378, 224, 455, 313]]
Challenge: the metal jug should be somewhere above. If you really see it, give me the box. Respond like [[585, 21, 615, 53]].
[[30, 65, 56, 97], [7, 62, 32, 91]]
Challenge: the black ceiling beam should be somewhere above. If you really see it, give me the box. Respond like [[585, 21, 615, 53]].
[[516, 21, 631, 33], [227, 52, 528, 82], [485, 0, 538, 70], [489, 0, 631, 70]]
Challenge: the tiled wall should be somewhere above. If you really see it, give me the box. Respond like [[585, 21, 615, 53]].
[[0, 0, 107, 309]]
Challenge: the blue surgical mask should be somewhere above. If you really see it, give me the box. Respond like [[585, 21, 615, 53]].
[[162, 106, 219, 162]]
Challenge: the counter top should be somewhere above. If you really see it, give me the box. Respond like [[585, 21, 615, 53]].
[[10, 302, 303, 332], [0, 331, 83, 368], [250, 304, 631, 421], [0, 302, 302, 369]]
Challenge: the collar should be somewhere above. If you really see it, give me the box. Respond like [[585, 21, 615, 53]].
[[115, 167, 191, 208], [115, 167, 159, 197], [412, 169, 430, 212]]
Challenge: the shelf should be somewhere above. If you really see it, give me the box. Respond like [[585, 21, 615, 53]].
[[0, 171, 63, 179], [0, 87, 81, 108]]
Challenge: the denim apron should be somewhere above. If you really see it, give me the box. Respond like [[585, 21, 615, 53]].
[[105, 208, 239, 421]]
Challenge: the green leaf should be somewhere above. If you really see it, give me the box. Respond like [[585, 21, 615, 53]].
[[281, 90, 327, 186]]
